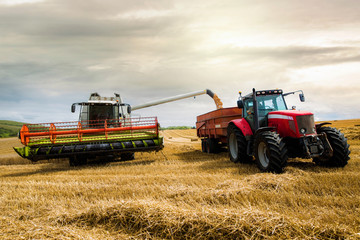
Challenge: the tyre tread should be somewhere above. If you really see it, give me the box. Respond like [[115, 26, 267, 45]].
[[254, 131, 288, 173], [314, 127, 350, 167], [227, 124, 252, 163]]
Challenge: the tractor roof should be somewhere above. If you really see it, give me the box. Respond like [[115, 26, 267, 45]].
[[243, 89, 283, 99]]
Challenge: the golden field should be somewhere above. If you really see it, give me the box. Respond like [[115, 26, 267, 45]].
[[0, 119, 359, 239]]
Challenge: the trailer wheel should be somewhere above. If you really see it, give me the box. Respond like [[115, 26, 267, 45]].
[[254, 131, 287, 173], [201, 139, 207, 153], [227, 124, 252, 163], [313, 127, 350, 167], [206, 138, 218, 153], [121, 152, 135, 161]]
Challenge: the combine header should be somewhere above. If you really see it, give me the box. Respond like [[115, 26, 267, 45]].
[[14, 117, 162, 166]]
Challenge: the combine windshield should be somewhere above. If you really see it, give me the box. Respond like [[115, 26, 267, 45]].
[[89, 104, 116, 121]]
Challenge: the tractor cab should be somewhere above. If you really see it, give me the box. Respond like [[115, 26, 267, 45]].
[[239, 89, 288, 131]]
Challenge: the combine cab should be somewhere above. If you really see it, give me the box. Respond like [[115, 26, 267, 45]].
[[14, 93, 163, 166]]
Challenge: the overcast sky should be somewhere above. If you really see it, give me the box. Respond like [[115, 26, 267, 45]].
[[1, 0, 360, 126]]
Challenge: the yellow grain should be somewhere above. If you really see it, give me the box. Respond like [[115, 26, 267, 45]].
[[0, 119, 359, 239]]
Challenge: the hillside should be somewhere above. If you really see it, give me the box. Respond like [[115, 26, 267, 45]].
[[0, 119, 359, 239], [0, 120, 25, 138]]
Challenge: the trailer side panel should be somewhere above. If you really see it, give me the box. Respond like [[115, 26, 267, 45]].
[[196, 107, 242, 144]]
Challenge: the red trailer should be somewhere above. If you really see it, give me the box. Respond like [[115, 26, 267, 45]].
[[196, 107, 242, 153]]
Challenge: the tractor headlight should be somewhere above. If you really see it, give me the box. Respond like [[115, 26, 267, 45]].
[[300, 128, 306, 134]]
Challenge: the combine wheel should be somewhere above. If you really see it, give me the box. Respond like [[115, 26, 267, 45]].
[[227, 124, 252, 163], [69, 155, 87, 166], [121, 152, 135, 161], [313, 127, 350, 167], [254, 131, 288, 173]]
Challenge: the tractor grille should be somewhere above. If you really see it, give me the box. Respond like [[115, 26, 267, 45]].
[[296, 114, 315, 135]]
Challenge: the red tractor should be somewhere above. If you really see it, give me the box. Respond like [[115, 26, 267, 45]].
[[197, 88, 350, 173], [228, 88, 351, 173]]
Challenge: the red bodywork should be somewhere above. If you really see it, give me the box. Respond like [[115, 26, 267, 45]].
[[197, 108, 316, 142], [196, 107, 242, 143], [268, 110, 315, 138], [230, 118, 253, 137]]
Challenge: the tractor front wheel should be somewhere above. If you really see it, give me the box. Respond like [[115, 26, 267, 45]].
[[313, 127, 350, 167], [254, 131, 288, 173]]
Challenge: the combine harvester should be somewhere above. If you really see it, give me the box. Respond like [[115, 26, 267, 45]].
[[14, 90, 222, 166]]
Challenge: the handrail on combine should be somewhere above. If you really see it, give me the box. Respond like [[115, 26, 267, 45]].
[[19, 117, 159, 146]]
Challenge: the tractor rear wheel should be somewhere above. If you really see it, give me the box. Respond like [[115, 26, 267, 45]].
[[227, 124, 252, 163], [254, 131, 288, 173], [313, 127, 350, 167]]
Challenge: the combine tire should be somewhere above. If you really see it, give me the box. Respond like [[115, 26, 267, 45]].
[[69, 155, 87, 166], [313, 127, 350, 167], [121, 152, 135, 161], [227, 124, 252, 163], [254, 131, 288, 173]]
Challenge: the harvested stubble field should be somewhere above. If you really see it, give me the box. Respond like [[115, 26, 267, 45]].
[[0, 120, 359, 239]]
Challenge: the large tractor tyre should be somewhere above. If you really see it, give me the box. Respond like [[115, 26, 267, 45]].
[[254, 131, 288, 173], [206, 138, 219, 154], [121, 152, 135, 161], [69, 155, 87, 166], [313, 127, 350, 167], [227, 124, 252, 163]]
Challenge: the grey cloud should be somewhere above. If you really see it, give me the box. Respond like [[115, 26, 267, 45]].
[[200, 45, 360, 69], [0, 0, 184, 38]]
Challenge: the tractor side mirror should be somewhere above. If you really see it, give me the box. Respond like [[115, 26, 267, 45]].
[[237, 100, 244, 108], [299, 93, 305, 102], [71, 104, 76, 113], [127, 105, 132, 114]]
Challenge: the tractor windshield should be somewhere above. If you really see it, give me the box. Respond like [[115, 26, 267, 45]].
[[257, 94, 287, 117], [243, 93, 287, 129]]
